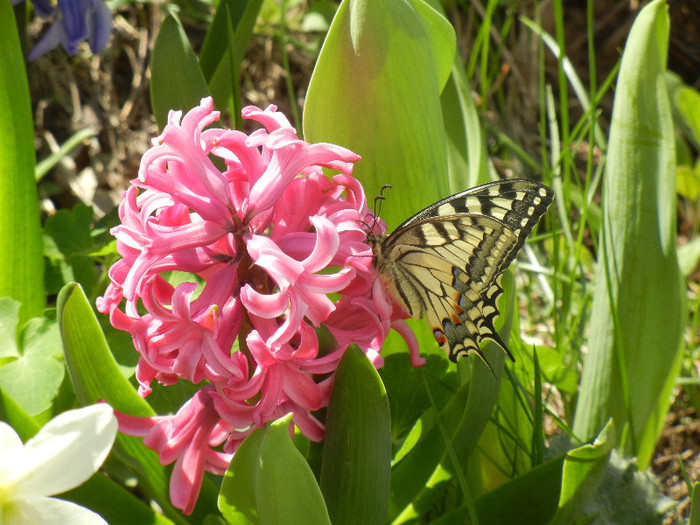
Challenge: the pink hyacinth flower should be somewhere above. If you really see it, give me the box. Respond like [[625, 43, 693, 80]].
[[97, 98, 419, 514]]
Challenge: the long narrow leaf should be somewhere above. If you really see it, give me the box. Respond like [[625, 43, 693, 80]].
[[150, 12, 211, 130], [572, 0, 684, 468], [0, 3, 44, 324]]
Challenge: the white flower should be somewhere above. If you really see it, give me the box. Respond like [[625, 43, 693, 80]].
[[0, 404, 117, 525]]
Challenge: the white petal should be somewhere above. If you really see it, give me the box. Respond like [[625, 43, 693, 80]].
[[5, 496, 108, 525], [0, 422, 28, 483], [13, 405, 117, 497]]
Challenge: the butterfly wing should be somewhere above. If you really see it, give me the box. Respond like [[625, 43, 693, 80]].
[[376, 179, 554, 364], [399, 179, 554, 262], [377, 213, 519, 362]]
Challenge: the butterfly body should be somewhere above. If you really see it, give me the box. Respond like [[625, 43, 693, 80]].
[[371, 179, 554, 365]]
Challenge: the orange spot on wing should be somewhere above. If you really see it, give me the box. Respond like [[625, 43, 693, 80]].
[[433, 329, 447, 345]]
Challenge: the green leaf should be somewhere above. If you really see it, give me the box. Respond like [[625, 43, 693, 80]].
[[550, 420, 614, 524], [200, 0, 262, 126], [678, 236, 700, 278], [0, 298, 21, 361], [440, 59, 490, 192], [303, 0, 455, 231], [676, 85, 700, 150], [388, 379, 469, 522], [470, 455, 565, 524], [0, 300, 64, 415], [220, 414, 331, 525], [58, 283, 150, 413], [44, 204, 99, 295], [219, 428, 263, 523], [150, 11, 211, 130], [0, 389, 40, 441], [0, 2, 45, 324], [690, 481, 700, 525], [321, 346, 391, 525], [63, 472, 176, 525], [573, 0, 685, 469]]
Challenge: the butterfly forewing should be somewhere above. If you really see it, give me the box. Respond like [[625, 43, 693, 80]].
[[398, 179, 554, 274], [373, 179, 554, 366]]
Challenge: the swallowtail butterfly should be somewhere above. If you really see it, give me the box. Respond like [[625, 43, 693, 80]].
[[370, 179, 554, 366]]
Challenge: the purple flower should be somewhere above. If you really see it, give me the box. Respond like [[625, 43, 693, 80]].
[[14, 0, 112, 60]]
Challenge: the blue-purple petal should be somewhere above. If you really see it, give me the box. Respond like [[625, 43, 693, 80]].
[[57, 0, 91, 54], [31, 0, 55, 18], [27, 19, 63, 60], [25, 0, 112, 60], [88, 0, 112, 53]]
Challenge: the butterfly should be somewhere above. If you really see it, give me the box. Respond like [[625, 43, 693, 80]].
[[370, 179, 554, 366]]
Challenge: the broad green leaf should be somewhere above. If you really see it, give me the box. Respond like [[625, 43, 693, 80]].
[[220, 414, 331, 525], [0, 310, 64, 415], [57, 283, 151, 413], [321, 346, 391, 525], [0, 2, 44, 324], [550, 420, 614, 525], [259, 415, 331, 525], [304, 0, 461, 362], [150, 12, 211, 130], [573, 0, 684, 469], [219, 428, 264, 523], [304, 0, 455, 231]]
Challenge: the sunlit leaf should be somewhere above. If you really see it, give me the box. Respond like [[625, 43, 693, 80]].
[[321, 346, 391, 525], [573, 0, 684, 468], [0, 2, 44, 324]]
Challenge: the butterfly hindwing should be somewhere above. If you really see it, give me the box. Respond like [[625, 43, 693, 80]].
[[373, 179, 554, 366]]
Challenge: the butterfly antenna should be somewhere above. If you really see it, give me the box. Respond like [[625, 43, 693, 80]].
[[368, 184, 391, 232], [374, 184, 391, 216]]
